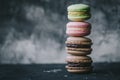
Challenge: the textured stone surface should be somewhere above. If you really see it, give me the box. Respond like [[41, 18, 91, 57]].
[[0, 63, 120, 80]]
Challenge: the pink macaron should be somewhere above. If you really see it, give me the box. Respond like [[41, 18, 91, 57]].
[[66, 22, 91, 37]]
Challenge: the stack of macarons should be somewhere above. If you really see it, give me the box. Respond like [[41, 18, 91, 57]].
[[65, 4, 93, 73]]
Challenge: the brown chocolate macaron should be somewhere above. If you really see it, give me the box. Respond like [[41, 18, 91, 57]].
[[65, 37, 92, 56], [65, 55, 92, 73]]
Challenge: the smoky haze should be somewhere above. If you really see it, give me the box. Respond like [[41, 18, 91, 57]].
[[0, 0, 120, 64]]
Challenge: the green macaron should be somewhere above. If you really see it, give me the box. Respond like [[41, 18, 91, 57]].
[[67, 4, 91, 21]]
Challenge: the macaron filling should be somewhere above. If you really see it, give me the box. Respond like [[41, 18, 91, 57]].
[[68, 11, 88, 15], [66, 44, 91, 48], [68, 15, 91, 19], [68, 12, 91, 16], [67, 62, 91, 67], [66, 47, 92, 52]]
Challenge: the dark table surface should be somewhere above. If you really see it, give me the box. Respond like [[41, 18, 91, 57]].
[[0, 63, 120, 80]]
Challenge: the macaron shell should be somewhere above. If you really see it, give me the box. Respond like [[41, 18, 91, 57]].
[[66, 66, 92, 73], [66, 50, 90, 54], [67, 4, 90, 12], [67, 37, 91, 42], [66, 55, 92, 60], [66, 69, 92, 73], [66, 37, 92, 45], [66, 55, 92, 63], [66, 47, 92, 51], [66, 50, 91, 56], [68, 13, 91, 18], [66, 31, 90, 37], [66, 22, 91, 28], [68, 18, 86, 22]]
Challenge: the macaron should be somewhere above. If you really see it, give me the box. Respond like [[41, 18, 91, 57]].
[[65, 37, 92, 55], [67, 4, 91, 21], [65, 55, 92, 73], [66, 22, 91, 37]]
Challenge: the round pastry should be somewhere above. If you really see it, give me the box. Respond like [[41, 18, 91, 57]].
[[67, 4, 91, 21], [66, 22, 91, 37], [65, 55, 92, 73], [65, 37, 92, 55]]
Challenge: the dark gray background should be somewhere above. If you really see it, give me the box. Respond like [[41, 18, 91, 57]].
[[0, 0, 119, 64]]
